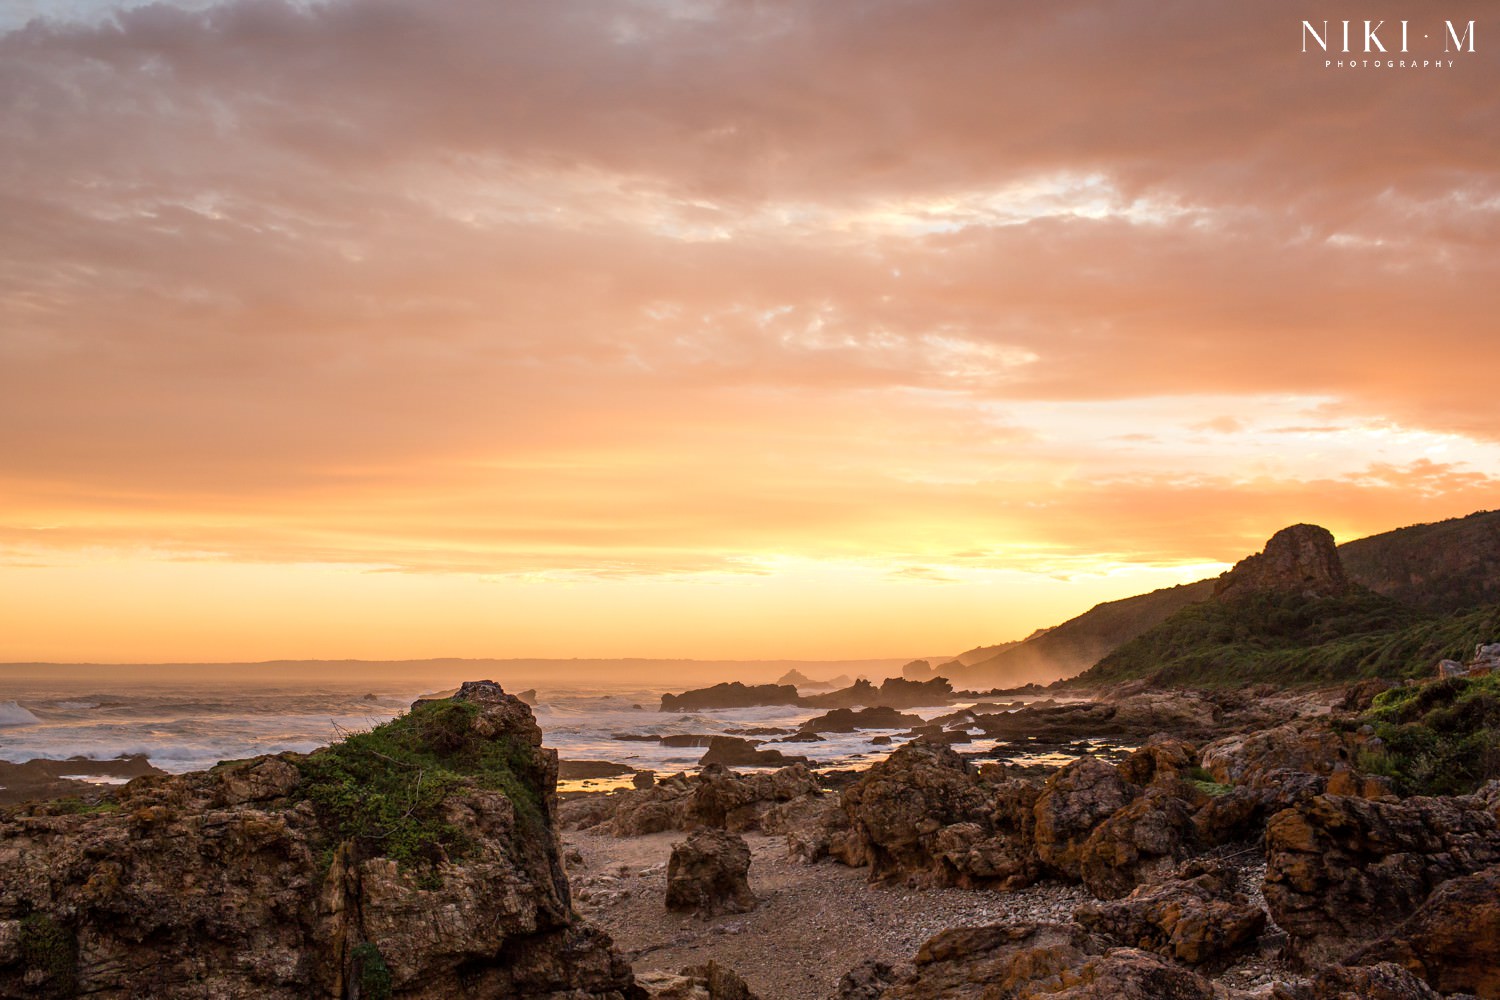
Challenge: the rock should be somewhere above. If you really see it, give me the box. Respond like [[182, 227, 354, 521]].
[[799, 706, 924, 733], [597, 764, 819, 837], [763, 795, 845, 863], [561, 760, 636, 779], [870, 735, 893, 745], [636, 961, 758, 999], [1271, 962, 1442, 999], [832, 742, 989, 882], [1212, 523, 1351, 602], [697, 737, 809, 769], [517, 688, 538, 705], [1074, 862, 1266, 965], [1337, 678, 1396, 712], [660, 734, 717, 747], [1077, 781, 1200, 898], [801, 676, 956, 710], [1041, 948, 1217, 999], [1263, 791, 1500, 962], [831, 923, 1216, 1000], [664, 828, 756, 916], [0, 680, 642, 999], [633, 770, 657, 789], [902, 659, 938, 680], [1033, 756, 1138, 880], [1346, 863, 1500, 998], [774, 731, 824, 743], [1437, 659, 1468, 679], [660, 683, 802, 712], [1200, 721, 1356, 786]]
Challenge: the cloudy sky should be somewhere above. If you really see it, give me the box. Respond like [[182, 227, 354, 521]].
[[2, 0, 1496, 663]]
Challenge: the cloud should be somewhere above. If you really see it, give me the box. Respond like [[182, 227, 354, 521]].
[[0, 0, 1496, 658]]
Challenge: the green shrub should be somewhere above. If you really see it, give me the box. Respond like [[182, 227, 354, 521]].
[[1360, 673, 1500, 795]]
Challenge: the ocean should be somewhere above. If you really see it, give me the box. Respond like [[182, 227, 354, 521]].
[[0, 679, 1094, 795]]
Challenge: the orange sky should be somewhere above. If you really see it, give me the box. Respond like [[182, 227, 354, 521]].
[[1, 1, 1497, 663]]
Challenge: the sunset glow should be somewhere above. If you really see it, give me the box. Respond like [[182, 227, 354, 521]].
[[2, 0, 1497, 662]]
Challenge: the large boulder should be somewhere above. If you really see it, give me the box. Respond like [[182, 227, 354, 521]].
[[1263, 791, 1500, 961], [1033, 756, 1138, 880], [1077, 782, 1201, 899], [697, 737, 809, 769], [664, 828, 756, 917], [0, 680, 643, 999], [831, 742, 999, 884]]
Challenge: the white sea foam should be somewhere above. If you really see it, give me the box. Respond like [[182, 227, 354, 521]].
[[0, 701, 41, 726]]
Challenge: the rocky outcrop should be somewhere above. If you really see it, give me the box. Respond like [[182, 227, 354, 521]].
[[1076, 782, 1200, 898], [1073, 862, 1265, 965], [1213, 523, 1350, 602], [664, 829, 756, 917], [798, 706, 923, 733], [1263, 791, 1500, 961], [1033, 756, 1138, 881], [0, 680, 642, 999], [660, 683, 802, 712], [0, 755, 166, 808], [697, 737, 809, 769], [802, 677, 956, 710]]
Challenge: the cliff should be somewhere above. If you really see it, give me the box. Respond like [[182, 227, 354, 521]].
[[0, 680, 642, 999]]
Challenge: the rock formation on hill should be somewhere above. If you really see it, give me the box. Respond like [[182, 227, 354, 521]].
[[0, 680, 643, 999], [1212, 523, 1350, 602]]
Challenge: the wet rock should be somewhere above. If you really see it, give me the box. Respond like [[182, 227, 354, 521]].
[[697, 737, 809, 769], [561, 760, 636, 779], [660, 683, 802, 712], [664, 828, 756, 917], [798, 706, 923, 733]]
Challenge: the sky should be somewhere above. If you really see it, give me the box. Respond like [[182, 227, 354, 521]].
[[1, 0, 1497, 664]]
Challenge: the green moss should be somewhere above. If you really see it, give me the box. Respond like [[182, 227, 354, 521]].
[[293, 697, 545, 875], [351, 942, 393, 1000], [19, 914, 78, 994], [47, 796, 119, 815]]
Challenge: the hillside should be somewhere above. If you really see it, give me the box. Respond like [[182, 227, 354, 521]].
[[946, 580, 1215, 688], [1064, 523, 1500, 688], [1340, 508, 1500, 611], [951, 509, 1500, 688]]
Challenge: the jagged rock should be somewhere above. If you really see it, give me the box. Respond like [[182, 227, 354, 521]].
[[1212, 523, 1351, 601], [1264, 791, 1500, 962], [1074, 861, 1266, 965], [1270, 962, 1442, 1000], [0, 680, 642, 999], [1033, 756, 1138, 880], [633, 770, 656, 789], [1041, 947, 1217, 999], [569, 765, 819, 837], [902, 659, 938, 680], [664, 828, 756, 916], [799, 706, 923, 733], [697, 736, 809, 769], [831, 743, 993, 883], [1346, 863, 1500, 998], [1077, 781, 1201, 898]]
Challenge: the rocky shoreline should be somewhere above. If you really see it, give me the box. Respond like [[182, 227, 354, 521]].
[[3, 676, 1497, 999]]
